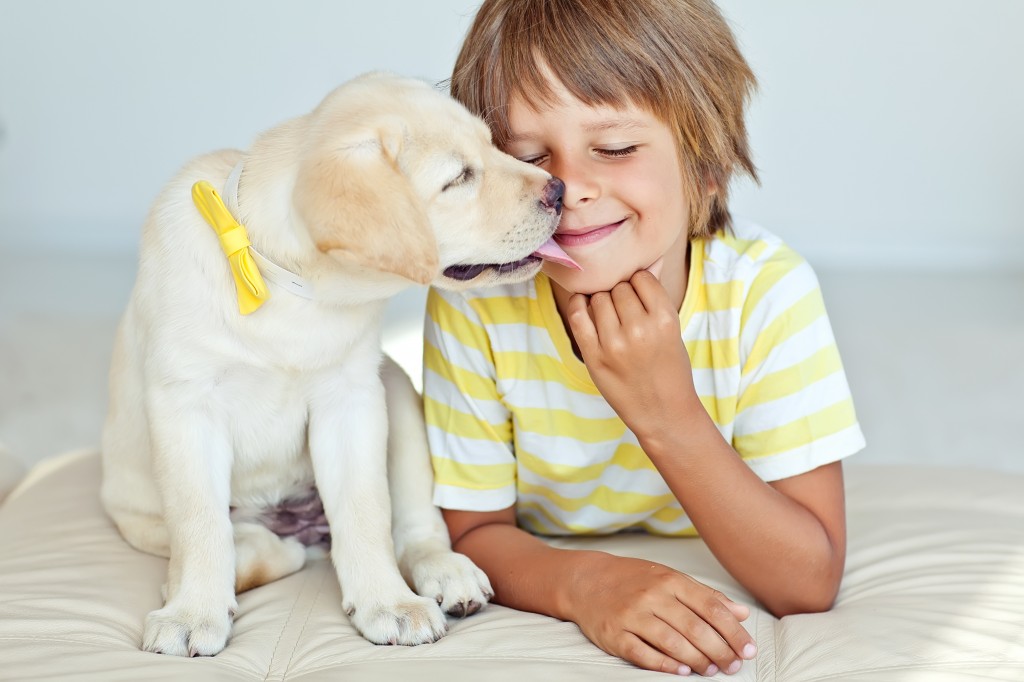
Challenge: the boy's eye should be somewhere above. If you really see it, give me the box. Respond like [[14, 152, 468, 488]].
[[596, 145, 638, 158], [518, 155, 547, 166]]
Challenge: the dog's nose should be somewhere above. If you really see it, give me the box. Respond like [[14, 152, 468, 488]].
[[541, 178, 565, 214]]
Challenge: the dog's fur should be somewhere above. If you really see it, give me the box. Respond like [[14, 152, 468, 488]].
[[101, 72, 561, 656]]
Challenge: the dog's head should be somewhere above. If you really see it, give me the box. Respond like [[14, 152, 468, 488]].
[[290, 72, 562, 289]]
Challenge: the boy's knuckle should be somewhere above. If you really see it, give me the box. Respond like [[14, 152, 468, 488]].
[[705, 598, 731, 622]]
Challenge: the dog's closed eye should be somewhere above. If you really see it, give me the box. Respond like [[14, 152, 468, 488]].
[[443, 166, 475, 192]]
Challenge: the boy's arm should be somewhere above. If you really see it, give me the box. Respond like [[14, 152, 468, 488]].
[[444, 507, 757, 677], [566, 271, 849, 616]]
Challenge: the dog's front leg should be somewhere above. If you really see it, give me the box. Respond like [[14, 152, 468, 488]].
[[309, 367, 448, 645], [142, 399, 237, 657], [381, 357, 493, 617]]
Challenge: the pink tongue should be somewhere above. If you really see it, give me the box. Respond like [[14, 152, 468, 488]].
[[532, 237, 582, 270]]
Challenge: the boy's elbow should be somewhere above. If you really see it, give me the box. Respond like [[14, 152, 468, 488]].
[[763, 575, 841, 618]]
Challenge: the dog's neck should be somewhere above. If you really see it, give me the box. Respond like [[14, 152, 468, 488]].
[[223, 162, 315, 301]]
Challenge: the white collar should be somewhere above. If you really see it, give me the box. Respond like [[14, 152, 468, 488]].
[[225, 161, 315, 300]]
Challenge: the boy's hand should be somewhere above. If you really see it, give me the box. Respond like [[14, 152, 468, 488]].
[[566, 270, 701, 444], [566, 552, 756, 676]]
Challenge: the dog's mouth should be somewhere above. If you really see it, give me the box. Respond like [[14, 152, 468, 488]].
[[442, 238, 581, 282], [443, 255, 541, 281]]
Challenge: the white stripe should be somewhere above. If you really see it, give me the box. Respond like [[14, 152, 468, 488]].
[[463, 281, 534, 301], [433, 483, 516, 511], [488, 323, 561, 359], [517, 493, 661, 534], [515, 432, 626, 467], [738, 314, 836, 394], [735, 372, 855, 436], [692, 366, 742, 398], [423, 373, 509, 424], [426, 328, 496, 380], [686, 308, 743, 342], [744, 425, 866, 481], [427, 427, 512, 466], [502, 379, 616, 418], [739, 260, 820, 359]]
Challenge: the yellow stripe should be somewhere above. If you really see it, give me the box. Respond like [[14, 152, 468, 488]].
[[466, 293, 536, 326], [423, 342, 498, 400], [688, 337, 740, 370], [516, 442, 656, 484], [424, 395, 511, 442], [740, 247, 804, 328], [515, 504, 565, 535], [698, 393, 737, 426], [427, 291, 492, 357], [742, 290, 825, 376], [734, 399, 858, 458], [518, 481, 676, 516], [515, 407, 626, 443], [432, 456, 515, 491], [650, 505, 686, 524], [489, 351, 603, 395], [701, 280, 745, 313], [740, 345, 843, 409]]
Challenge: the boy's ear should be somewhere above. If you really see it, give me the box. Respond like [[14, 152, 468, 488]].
[[293, 124, 438, 285]]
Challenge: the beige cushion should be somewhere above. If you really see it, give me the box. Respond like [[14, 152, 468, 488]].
[[1, 449, 1022, 681]]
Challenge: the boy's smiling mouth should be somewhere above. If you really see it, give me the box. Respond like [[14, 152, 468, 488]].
[[554, 218, 626, 248]]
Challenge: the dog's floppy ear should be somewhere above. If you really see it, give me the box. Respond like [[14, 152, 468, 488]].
[[294, 123, 438, 284]]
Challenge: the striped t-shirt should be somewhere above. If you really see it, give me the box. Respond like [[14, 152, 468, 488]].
[[423, 220, 865, 537]]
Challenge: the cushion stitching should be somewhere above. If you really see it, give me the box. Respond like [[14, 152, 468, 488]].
[[261, 569, 312, 682], [279, 568, 327, 680]]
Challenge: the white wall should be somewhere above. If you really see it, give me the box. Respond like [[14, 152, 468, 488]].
[[1, 0, 1022, 269]]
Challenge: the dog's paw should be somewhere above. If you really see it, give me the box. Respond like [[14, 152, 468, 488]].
[[345, 592, 448, 645], [410, 550, 494, 618], [142, 601, 236, 657]]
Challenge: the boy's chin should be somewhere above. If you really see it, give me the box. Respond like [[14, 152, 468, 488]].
[[544, 261, 657, 295]]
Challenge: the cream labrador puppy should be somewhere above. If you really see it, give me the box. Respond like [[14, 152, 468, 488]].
[[101, 72, 570, 656]]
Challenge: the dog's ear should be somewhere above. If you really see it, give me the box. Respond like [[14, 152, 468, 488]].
[[294, 123, 438, 285]]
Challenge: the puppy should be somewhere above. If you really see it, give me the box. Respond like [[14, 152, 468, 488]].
[[100, 72, 570, 656]]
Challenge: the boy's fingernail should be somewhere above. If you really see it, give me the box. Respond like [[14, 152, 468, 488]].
[[677, 664, 691, 676], [726, 660, 742, 674], [705, 664, 719, 676], [742, 643, 757, 659]]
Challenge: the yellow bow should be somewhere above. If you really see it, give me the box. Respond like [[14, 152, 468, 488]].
[[191, 180, 269, 315]]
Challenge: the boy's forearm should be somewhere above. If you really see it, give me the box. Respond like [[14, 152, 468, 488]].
[[452, 522, 601, 621], [640, 406, 845, 616]]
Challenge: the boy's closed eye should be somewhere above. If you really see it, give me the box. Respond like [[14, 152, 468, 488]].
[[515, 144, 640, 165], [595, 145, 638, 158]]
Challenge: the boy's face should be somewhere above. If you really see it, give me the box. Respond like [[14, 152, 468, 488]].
[[504, 77, 691, 296]]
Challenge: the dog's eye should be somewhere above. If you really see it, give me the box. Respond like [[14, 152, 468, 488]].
[[443, 167, 474, 192]]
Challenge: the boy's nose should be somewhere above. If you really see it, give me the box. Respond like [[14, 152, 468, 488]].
[[541, 177, 565, 214]]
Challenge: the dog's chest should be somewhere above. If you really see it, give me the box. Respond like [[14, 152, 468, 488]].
[[226, 373, 316, 504]]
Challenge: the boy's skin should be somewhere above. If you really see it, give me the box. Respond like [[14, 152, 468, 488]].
[[443, 75, 847, 678]]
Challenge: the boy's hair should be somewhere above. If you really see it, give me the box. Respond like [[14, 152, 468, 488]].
[[450, 0, 758, 239]]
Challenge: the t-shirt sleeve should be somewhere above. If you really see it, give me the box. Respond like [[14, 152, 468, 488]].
[[422, 287, 517, 510], [733, 246, 865, 481]]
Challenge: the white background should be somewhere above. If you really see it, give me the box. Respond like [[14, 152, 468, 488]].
[[1, 0, 1022, 269]]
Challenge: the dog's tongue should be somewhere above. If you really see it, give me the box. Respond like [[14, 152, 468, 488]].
[[532, 238, 581, 270]]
